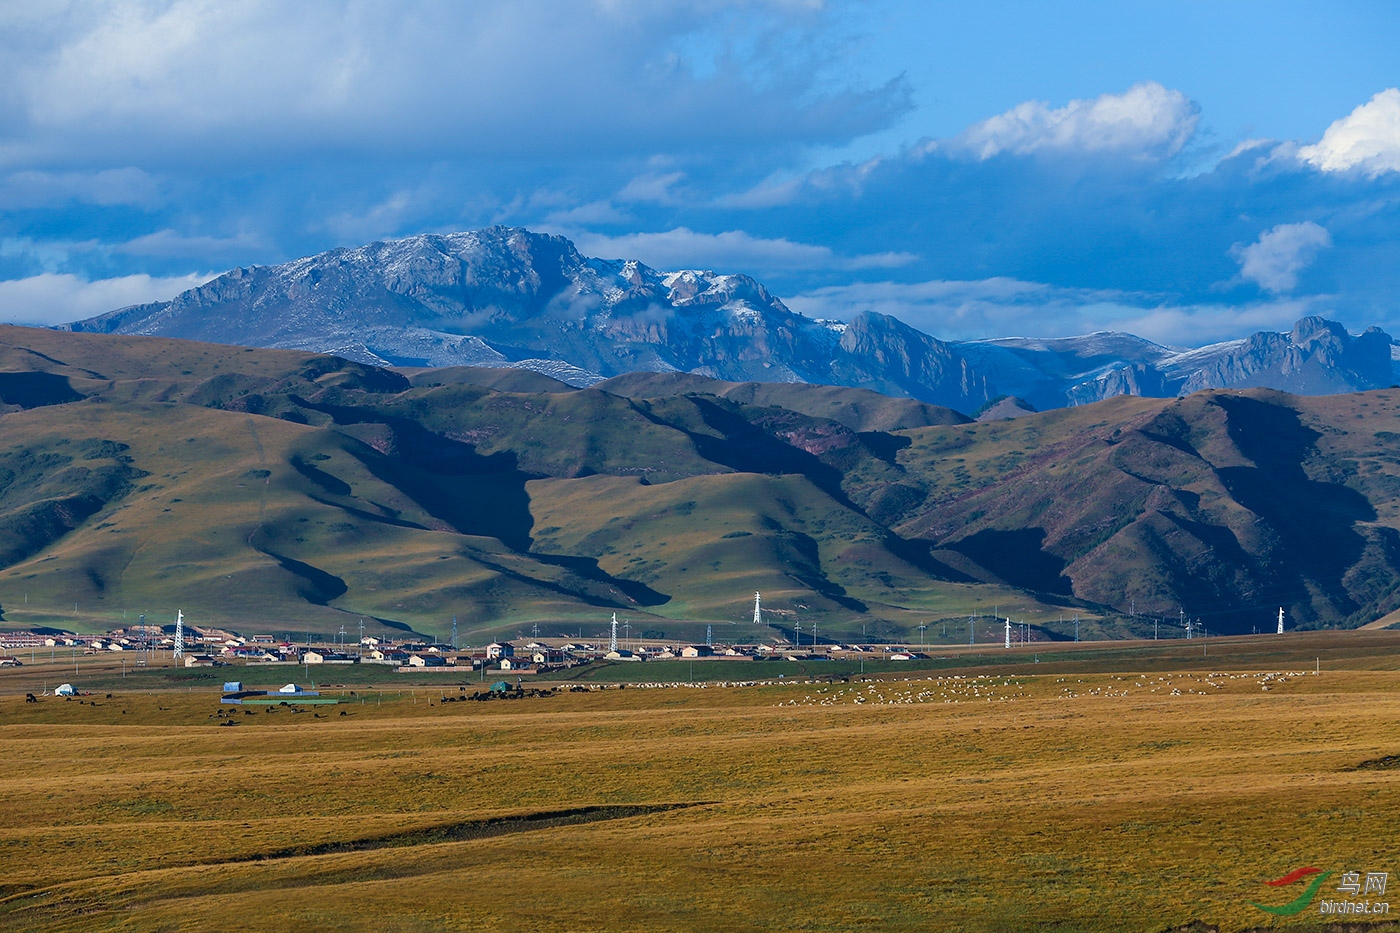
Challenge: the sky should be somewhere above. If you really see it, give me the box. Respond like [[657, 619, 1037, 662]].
[[1, 0, 1398, 346]]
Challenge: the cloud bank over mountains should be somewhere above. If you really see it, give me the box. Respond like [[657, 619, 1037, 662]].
[[0, 2, 1396, 349]]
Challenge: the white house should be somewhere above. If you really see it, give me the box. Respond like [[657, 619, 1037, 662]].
[[486, 642, 515, 659]]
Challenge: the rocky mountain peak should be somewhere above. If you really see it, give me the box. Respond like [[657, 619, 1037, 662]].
[[65, 227, 1398, 414]]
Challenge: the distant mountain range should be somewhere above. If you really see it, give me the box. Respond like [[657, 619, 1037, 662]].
[[65, 226, 1398, 414]]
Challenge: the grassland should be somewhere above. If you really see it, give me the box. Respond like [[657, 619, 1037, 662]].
[[1, 631, 1397, 932]]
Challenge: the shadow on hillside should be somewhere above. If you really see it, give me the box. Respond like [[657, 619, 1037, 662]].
[[294, 400, 671, 607], [1210, 394, 1378, 622], [0, 372, 85, 408], [529, 553, 670, 607], [258, 549, 349, 605], [681, 397, 855, 506], [290, 455, 352, 496], [306, 408, 539, 551], [471, 551, 671, 610], [944, 527, 1073, 596]]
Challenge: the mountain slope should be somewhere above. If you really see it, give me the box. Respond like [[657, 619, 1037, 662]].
[[7, 324, 1400, 639], [893, 390, 1400, 630], [0, 325, 994, 639]]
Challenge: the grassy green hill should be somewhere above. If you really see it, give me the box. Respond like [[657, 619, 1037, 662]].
[[4, 324, 1400, 642], [594, 370, 971, 432]]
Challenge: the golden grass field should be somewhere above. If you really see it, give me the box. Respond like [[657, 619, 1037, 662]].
[[1, 632, 1398, 932]]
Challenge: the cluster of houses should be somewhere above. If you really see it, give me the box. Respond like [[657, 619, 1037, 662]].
[[2, 627, 932, 674]]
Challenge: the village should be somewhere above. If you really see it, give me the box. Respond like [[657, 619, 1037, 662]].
[[0, 623, 938, 676]]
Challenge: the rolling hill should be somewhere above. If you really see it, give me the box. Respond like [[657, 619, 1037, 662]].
[[4, 323, 1400, 641]]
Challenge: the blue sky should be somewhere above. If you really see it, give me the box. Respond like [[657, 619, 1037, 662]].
[[1, 1, 1397, 346]]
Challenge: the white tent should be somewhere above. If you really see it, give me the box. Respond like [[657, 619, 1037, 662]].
[[54, 683, 75, 696]]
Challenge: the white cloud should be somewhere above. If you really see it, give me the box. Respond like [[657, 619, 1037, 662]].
[[1230, 222, 1332, 293], [785, 277, 1319, 346], [0, 272, 213, 326], [1298, 88, 1400, 176], [0, 1, 908, 167], [948, 82, 1199, 160], [616, 172, 687, 205], [115, 229, 265, 259], [541, 200, 636, 226], [787, 278, 1124, 339], [557, 226, 916, 274], [1107, 301, 1318, 346], [713, 175, 806, 208]]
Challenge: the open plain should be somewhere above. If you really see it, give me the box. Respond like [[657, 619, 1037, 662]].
[[1, 632, 1398, 932]]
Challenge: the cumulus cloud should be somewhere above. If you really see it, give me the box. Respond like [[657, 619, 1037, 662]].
[[0, 271, 214, 326], [1230, 222, 1332, 293], [1298, 88, 1400, 176], [947, 82, 1199, 160], [558, 226, 916, 275]]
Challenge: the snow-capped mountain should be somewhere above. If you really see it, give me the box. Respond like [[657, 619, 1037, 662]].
[[67, 226, 1395, 413]]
